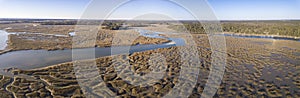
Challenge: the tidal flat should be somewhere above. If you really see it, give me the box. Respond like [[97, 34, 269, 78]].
[[0, 23, 169, 52], [0, 33, 299, 97], [0, 21, 299, 97]]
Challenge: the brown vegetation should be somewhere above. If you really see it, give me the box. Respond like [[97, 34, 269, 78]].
[[0, 33, 299, 97], [0, 23, 169, 51]]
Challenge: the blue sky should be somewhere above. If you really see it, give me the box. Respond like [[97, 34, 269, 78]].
[[0, 0, 299, 20]]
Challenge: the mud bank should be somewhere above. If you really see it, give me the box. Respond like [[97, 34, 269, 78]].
[[0, 34, 299, 97]]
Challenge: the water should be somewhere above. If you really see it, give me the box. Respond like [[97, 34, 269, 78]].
[[221, 34, 300, 41], [0, 30, 9, 50], [0, 29, 185, 70], [0, 43, 178, 70], [137, 29, 185, 46], [0, 30, 72, 50], [69, 32, 76, 36], [137, 29, 166, 39], [19, 32, 69, 37], [294, 52, 300, 56]]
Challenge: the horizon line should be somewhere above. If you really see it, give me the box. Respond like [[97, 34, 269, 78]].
[[1, 18, 300, 21]]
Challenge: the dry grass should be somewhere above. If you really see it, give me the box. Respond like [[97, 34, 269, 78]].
[[0, 23, 169, 51], [0, 24, 299, 97]]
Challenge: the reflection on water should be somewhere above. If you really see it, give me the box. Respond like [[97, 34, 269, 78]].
[[0, 29, 185, 70], [0, 30, 71, 50], [221, 34, 300, 41], [137, 29, 185, 46], [0, 30, 9, 50], [14, 32, 69, 37], [69, 32, 76, 36], [0, 43, 177, 70], [138, 29, 166, 39], [260, 66, 298, 94], [294, 52, 300, 56]]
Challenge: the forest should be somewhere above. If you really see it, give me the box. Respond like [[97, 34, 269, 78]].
[[168, 21, 300, 37]]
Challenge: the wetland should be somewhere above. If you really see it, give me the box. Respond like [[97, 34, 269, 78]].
[[0, 20, 299, 98]]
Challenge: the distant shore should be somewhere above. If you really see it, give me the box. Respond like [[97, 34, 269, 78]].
[[223, 32, 300, 40]]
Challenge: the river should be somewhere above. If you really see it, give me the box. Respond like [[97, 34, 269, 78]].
[[1, 30, 299, 70], [0, 29, 185, 70]]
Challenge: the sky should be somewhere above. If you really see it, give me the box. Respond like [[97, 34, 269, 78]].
[[0, 0, 299, 20]]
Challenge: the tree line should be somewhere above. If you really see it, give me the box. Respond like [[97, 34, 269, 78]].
[[168, 21, 300, 37]]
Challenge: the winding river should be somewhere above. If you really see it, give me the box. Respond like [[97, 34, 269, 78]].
[[0, 29, 185, 70], [0, 29, 299, 70]]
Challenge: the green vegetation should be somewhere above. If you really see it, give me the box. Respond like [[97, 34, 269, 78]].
[[168, 21, 300, 37], [101, 22, 123, 30], [168, 23, 206, 34], [222, 21, 300, 37], [129, 23, 149, 27], [41, 21, 77, 25]]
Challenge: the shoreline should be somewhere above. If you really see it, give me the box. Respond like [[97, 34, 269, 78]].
[[0, 28, 172, 55], [0, 31, 178, 70], [0, 32, 299, 97], [0, 39, 173, 56], [223, 32, 300, 40]]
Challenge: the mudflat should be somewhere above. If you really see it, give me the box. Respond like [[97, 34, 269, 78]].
[[0, 23, 169, 52], [0, 33, 299, 97]]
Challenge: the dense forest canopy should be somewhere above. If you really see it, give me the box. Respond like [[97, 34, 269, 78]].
[[222, 21, 300, 37], [168, 21, 300, 37]]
